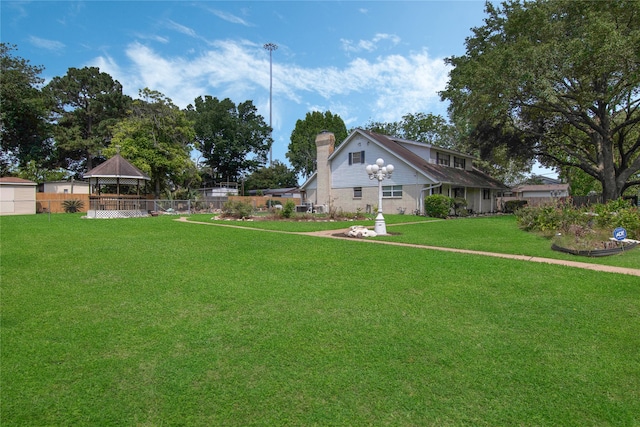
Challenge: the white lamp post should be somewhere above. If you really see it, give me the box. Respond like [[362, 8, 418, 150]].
[[366, 158, 394, 235]]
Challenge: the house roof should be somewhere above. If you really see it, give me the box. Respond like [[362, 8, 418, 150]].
[[83, 154, 150, 180], [353, 129, 508, 190], [0, 177, 37, 185], [512, 183, 569, 193]]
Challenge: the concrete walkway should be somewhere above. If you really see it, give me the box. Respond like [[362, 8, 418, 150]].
[[176, 217, 640, 277]]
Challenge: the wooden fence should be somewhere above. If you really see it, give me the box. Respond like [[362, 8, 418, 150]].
[[36, 193, 91, 213]]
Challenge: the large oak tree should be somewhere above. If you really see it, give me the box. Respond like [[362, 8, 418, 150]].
[[107, 89, 195, 197], [287, 111, 347, 178], [187, 96, 271, 184], [0, 43, 53, 174], [45, 67, 132, 173], [441, 0, 640, 201]]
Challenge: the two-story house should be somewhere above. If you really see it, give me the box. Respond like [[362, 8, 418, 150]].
[[300, 129, 507, 215]]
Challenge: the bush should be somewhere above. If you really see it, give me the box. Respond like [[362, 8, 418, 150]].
[[281, 199, 296, 219], [424, 195, 453, 219], [515, 198, 640, 240], [452, 197, 468, 216], [222, 200, 253, 219], [503, 200, 528, 214], [62, 199, 84, 213]]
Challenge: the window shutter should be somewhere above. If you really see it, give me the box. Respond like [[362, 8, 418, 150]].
[[361, 151, 365, 164], [348, 153, 353, 165]]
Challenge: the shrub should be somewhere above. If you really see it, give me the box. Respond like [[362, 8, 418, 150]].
[[222, 200, 253, 219], [424, 195, 453, 219], [62, 199, 84, 213], [281, 199, 296, 219], [515, 198, 640, 240], [504, 200, 528, 213], [452, 197, 468, 216]]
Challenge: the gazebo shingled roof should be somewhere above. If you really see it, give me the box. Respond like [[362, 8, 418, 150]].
[[84, 154, 150, 180]]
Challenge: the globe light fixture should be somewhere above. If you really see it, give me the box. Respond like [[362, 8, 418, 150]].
[[366, 158, 394, 235]]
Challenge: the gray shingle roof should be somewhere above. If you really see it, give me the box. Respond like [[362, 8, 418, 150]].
[[83, 154, 150, 180], [359, 129, 507, 190]]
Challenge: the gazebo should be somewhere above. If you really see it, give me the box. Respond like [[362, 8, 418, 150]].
[[83, 154, 151, 218]]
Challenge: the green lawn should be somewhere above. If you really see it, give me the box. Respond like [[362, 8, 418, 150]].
[[2, 213, 639, 426]]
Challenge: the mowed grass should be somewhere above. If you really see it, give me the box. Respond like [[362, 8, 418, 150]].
[[1, 214, 639, 426], [195, 213, 640, 269]]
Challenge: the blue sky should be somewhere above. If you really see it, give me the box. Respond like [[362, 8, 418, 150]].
[[4, 1, 556, 177]]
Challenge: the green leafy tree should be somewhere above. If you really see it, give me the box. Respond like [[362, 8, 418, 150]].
[[441, 0, 640, 201], [187, 96, 271, 183], [0, 43, 53, 174], [107, 88, 195, 197], [16, 160, 68, 183], [44, 66, 132, 173], [361, 113, 459, 148], [561, 166, 602, 197], [243, 160, 298, 193], [287, 111, 347, 178]]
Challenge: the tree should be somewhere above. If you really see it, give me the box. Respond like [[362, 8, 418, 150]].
[[243, 160, 298, 193], [361, 112, 461, 149], [107, 88, 195, 197], [0, 43, 53, 175], [287, 111, 348, 178], [441, 0, 640, 201], [16, 160, 68, 183], [187, 96, 271, 183], [44, 67, 132, 173]]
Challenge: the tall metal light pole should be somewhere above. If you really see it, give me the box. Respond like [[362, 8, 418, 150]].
[[263, 43, 278, 166]]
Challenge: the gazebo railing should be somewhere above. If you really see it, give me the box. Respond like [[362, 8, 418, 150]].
[[89, 196, 152, 211]]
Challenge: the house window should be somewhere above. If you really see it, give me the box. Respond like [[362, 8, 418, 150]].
[[383, 185, 402, 198], [453, 187, 465, 198], [353, 187, 362, 198], [437, 152, 450, 166], [432, 186, 442, 195], [483, 189, 491, 200], [349, 151, 365, 165], [454, 157, 466, 169]]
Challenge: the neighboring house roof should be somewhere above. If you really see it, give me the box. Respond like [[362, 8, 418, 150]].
[[83, 154, 150, 180], [526, 175, 562, 185], [262, 187, 301, 195], [512, 184, 569, 193], [329, 129, 507, 190], [0, 177, 37, 185]]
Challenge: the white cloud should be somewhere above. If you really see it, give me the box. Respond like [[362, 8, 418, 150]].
[[91, 40, 448, 127], [165, 20, 198, 38], [29, 36, 65, 52], [206, 8, 252, 26], [341, 33, 401, 53]]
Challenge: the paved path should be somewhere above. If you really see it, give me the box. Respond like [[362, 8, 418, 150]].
[[176, 217, 640, 277]]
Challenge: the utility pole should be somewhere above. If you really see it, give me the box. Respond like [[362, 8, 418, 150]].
[[263, 42, 278, 166]]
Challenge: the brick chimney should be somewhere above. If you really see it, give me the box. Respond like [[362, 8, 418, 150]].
[[315, 131, 335, 209]]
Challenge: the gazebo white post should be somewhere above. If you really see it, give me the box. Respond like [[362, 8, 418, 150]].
[[365, 158, 394, 235]]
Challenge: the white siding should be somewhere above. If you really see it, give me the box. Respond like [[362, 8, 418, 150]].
[[43, 182, 90, 194], [0, 186, 14, 214], [0, 185, 36, 215]]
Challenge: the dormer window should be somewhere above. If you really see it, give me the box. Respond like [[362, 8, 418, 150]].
[[437, 152, 450, 166], [454, 157, 466, 169]]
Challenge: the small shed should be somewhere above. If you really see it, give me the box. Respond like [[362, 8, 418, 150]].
[[0, 177, 37, 216], [42, 179, 90, 194], [83, 154, 151, 218]]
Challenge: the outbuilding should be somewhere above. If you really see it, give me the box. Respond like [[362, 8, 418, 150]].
[[0, 177, 38, 216]]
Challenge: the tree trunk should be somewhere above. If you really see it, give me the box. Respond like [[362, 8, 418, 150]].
[[596, 130, 622, 202]]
